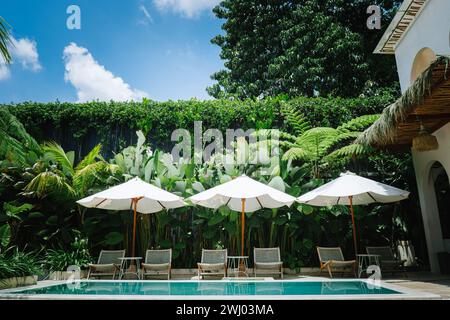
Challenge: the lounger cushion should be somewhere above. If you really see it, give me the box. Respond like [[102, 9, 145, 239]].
[[328, 260, 355, 266], [88, 263, 118, 272], [198, 263, 226, 271], [255, 262, 283, 269], [142, 263, 170, 271]]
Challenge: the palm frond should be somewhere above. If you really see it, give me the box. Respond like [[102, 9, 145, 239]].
[[42, 142, 74, 176], [75, 144, 103, 171], [0, 108, 40, 165], [24, 171, 76, 199], [73, 162, 119, 193], [0, 16, 12, 64]]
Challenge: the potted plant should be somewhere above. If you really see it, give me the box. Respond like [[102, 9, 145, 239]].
[[44, 231, 92, 280]]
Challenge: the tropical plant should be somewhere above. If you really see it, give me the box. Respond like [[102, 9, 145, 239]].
[[0, 109, 40, 166], [281, 106, 379, 177], [43, 231, 92, 271], [0, 247, 41, 280], [0, 137, 120, 248], [23, 142, 120, 200], [0, 221, 41, 280]]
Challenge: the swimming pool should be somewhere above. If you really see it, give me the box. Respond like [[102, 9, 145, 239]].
[[1, 279, 409, 299]]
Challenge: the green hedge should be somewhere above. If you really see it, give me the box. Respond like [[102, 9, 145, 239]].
[[3, 93, 396, 157]]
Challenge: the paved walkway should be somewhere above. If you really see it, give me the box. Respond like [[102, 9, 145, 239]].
[[383, 273, 450, 299]]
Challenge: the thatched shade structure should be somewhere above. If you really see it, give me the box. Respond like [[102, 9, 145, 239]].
[[356, 55, 450, 149]]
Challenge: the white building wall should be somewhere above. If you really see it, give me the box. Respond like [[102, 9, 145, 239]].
[[412, 122, 450, 272], [394, 0, 450, 93]]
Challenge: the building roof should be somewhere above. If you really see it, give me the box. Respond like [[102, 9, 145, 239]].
[[356, 56, 450, 148], [374, 0, 428, 54]]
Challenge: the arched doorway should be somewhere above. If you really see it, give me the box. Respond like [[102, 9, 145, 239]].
[[410, 48, 437, 84], [431, 162, 450, 239]]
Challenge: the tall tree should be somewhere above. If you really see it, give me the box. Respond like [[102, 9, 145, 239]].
[[208, 0, 292, 99], [208, 0, 401, 99]]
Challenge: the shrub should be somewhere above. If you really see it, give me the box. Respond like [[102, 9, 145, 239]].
[[43, 231, 92, 271], [0, 247, 41, 279]]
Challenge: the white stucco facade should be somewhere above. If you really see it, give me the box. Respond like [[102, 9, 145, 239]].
[[391, 0, 450, 272], [394, 0, 450, 93], [412, 123, 450, 272]]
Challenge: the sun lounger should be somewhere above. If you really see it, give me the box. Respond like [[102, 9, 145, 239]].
[[317, 246, 356, 278], [87, 250, 125, 279], [254, 247, 283, 279], [141, 249, 172, 280], [366, 246, 407, 276], [197, 249, 227, 280]]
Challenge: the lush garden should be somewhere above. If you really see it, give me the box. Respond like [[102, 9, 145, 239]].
[[0, 95, 426, 280], [0, 1, 427, 282]]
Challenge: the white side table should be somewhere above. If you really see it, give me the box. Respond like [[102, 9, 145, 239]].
[[118, 257, 142, 280], [356, 254, 381, 278], [227, 256, 250, 277]]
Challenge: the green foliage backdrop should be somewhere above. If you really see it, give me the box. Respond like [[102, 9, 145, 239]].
[[3, 93, 396, 160]]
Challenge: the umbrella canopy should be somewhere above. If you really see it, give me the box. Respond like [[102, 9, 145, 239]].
[[189, 174, 296, 256], [77, 177, 185, 257], [77, 177, 185, 212], [297, 172, 410, 206], [189, 174, 296, 212], [297, 172, 409, 256]]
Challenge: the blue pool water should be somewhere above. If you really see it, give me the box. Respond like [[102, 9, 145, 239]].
[[7, 280, 401, 296]]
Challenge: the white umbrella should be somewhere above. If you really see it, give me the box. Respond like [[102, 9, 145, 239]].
[[77, 177, 185, 257], [188, 174, 296, 256], [297, 172, 409, 256]]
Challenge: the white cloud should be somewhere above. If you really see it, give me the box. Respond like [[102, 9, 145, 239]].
[[10, 37, 42, 72], [153, 0, 220, 18], [0, 36, 42, 81], [63, 43, 149, 102], [138, 4, 154, 25]]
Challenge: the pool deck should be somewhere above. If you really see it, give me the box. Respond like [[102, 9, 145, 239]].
[[1, 271, 449, 300], [291, 272, 450, 299]]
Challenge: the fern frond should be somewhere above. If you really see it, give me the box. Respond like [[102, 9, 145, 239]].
[[282, 147, 309, 161], [337, 115, 380, 133], [324, 143, 374, 163], [280, 102, 311, 135]]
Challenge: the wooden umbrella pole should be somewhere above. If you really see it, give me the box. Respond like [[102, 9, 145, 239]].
[[131, 198, 137, 259], [241, 198, 246, 257], [349, 196, 358, 257]]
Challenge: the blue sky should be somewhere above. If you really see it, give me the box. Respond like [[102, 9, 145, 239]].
[[0, 0, 223, 103]]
